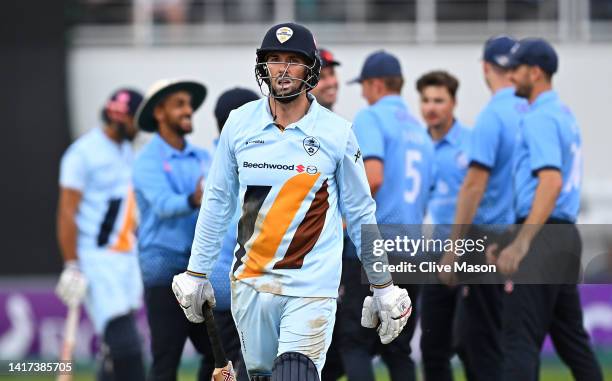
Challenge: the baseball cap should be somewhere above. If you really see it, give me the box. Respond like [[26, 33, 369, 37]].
[[103, 88, 143, 117], [500, 37, 559, 75], [214, 88, 260, 129], [349, 50, 402, 84], [483, 35, 517, 67], [101, 88, 143, 124], [319, 48, 340, 67]]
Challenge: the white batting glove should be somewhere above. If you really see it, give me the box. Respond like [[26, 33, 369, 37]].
[[172, 271, 216, 323], [361, 296, 379, 328], [55, 261, 87, 307], [372, 285, 412, 344]]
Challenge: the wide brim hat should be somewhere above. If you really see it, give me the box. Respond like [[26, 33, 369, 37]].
[[136, 79, 207, 132]]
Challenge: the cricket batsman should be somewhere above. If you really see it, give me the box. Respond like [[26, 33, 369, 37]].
[[171, 22, 411, 380], [56, 88, 146, 381]]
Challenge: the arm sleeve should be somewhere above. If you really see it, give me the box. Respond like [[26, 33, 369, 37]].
[[353, 110, 385, 162], [523, 114, 562, 174], [468, 109, 500, 170], [133, 156, 194, 219], [337, 128, 392, 286], [59, 148, 87, 190], [188, 114, 240, 275]]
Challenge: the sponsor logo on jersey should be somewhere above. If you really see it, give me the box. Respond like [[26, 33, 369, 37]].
[[303, 136, 320, 156], [354, 148, 361, 163], [246, 139, 265, 146], [244, 161, 295, 171], [244, 161, 318, 174]]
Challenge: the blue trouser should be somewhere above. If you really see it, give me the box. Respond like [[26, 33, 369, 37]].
[[231, 280, 336, 377]]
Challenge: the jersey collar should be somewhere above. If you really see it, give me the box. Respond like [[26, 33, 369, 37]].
[[373, 94, 404, 108], [154, 133, 198, 159], [431, 119, 463, 147], [492, 86, 516, 101], [531, 90, 558, 109], [442, 119, 464, 146], [261, 94, 320, 134]]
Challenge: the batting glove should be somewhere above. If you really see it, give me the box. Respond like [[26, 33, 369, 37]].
[[172, 271, 216, 323], [361, 296, 379, 328], [372, 285, 412, 344], [55, 261, 87, 307]]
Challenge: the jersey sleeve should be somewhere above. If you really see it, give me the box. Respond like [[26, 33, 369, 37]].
[[523, 114, 562, 174], [336, 128, 392, 287], [59, 147, 87, 191], [133, 153, 194, 218], [353, 109, 385, 162], [188, 112, 240, 275], [468, 108, 501, 170]]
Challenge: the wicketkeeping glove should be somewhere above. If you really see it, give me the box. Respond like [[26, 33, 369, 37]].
[[55, 261, 87, 307], [172, 271, 216, 323]]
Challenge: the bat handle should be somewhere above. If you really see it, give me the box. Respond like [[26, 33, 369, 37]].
[[203, 303, 228, 369], [56, 303, 80, 381]]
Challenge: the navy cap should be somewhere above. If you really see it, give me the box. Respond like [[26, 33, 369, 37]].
[[214, 88, 260, 130], [102, 88, 143, 123], [319, 48, 340, 67], [502, 38, 559, 75], [483, 35, 517, 66], [105, 88, 143, 116], [257, 22, 318, 64], [349, 50, 402, 84]]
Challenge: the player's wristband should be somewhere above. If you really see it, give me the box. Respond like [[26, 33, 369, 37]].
[[186, 270, 207, 279], [370, 280, 393, 294], [64, 260, 79, 270], [372, 284, 394, 297]]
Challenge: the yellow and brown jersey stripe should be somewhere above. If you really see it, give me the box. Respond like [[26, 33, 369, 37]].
[[237, 172, 321, 279], [110, 188, 136, 252], [233, 185, 273, 274], [274, 179, 329, 269]]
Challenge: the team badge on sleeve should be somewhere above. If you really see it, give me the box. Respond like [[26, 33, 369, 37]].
[[303, 136, 320, 156]]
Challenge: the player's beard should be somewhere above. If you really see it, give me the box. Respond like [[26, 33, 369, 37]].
[[115, 122, 136, 142], [169, 115, 193, 136], [514, 82, 533, 99]]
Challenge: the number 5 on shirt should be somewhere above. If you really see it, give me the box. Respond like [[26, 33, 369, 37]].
[[404, 150, 422, 203]]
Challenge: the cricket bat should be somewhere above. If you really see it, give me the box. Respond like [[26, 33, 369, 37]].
[[56, 303, 80, 381], [203, 303, 237, 381]]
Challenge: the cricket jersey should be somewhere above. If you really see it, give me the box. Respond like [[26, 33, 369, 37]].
[[428, 120, 471, 225], [468, 86, 527, 224], [59, 127, 136, 255], [188, 97, 392, 297], [353, 95, 435, 225], [133, 134, 212, 287], [514, 90, 581, 222]]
